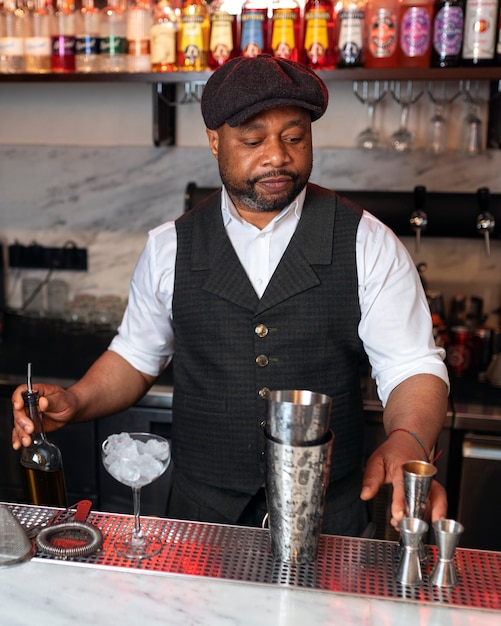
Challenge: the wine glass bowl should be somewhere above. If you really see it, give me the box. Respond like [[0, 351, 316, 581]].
[[353, 80, 388, 150], [389, 80, 424, 152], [102, 432, 171, 559]]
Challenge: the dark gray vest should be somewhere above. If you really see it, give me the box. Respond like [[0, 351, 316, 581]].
[[172, 183, 365, 511]]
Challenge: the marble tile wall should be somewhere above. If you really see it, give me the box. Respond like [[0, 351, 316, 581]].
[[1, 145, 501, 327]]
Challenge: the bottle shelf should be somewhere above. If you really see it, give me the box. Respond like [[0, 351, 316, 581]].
[[1, 66, 501, 83]]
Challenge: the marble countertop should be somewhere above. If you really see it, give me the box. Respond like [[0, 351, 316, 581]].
[[3, 556, 500, 626]]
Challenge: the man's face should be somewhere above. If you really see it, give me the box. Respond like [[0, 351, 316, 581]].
[[206, 106, 313, 218]]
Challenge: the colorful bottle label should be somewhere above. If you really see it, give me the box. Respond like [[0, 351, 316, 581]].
[[99, 36, 127, 55], [25, 37, 52, 57], [75, 36, 100, 56], [180, 14, 205, 64], [151, 26, 177, 64], [51, 36, 76, 57], [462, 0, 497, 59], [400, 7, 431, 57], [241, 9, 265, 57], [209, 10, 234, 64], [433, 6, 464, 56], [368, 8, 398, 58], [304, 8, 330, 64], [337, 9, 365, 64], [271, 9, 297, 58]]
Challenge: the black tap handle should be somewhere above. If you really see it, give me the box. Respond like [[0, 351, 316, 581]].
[[414, 185, 427, 210], [477, 187, 490, 212]]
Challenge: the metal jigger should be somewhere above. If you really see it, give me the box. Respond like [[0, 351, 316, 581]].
[[402, 459, 437, 561], [430, 519, 464, 588], [396, 517, 429, 586]]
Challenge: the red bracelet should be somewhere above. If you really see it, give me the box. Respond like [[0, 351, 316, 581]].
[[387, 428, 431, 462]]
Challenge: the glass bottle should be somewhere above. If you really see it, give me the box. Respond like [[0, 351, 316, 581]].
[[240, 0, 269, 57], [269, 0, 300, 61], [150, 0, 178, 71], [24, 0, 53, 73], [0, 0, 26, 74], [398, 0, 434, 68], [364, 0, 399, 67], [335, 0, 367, 67], [302, 0, 335, 69], [430, 0, 465, 66], [177, 0, 210, 71], [127, 0, 153, 72], [20, 364, 67, 508], [461, 0, 498, 66], [208, 0, 240, 68], [51, 0, 76, 72], [75, 0, 101, 72], [99, 0, 128, 72]]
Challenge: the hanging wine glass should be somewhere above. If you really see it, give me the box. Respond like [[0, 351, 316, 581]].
[[426, 81, 461, 155], [388, 81, 424, 152], [353, 80, 388, 150], [459, 80, 486, 157]]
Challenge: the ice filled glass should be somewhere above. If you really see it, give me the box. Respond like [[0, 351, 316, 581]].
[[101, 432, 171, 559]]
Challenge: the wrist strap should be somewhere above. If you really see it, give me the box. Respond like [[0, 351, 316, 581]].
[[387, 428, 433, 462]]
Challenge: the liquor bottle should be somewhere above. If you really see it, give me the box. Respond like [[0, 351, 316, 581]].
[[269, 0, 300, 61], [20, 364, 67, 508], [364, 0, 399, 67], [335, 0, 367, 67], [497, 5, 501, 64], [398, 0, 434, 68], [208, 0, 240, 68], [127, 0, 153, 72], [51, 0, 76, 72], [302, 0, 335, 68], [75, 0, 101, 72], [24, 0, 53, 73], [99, 0, 128, 72], [431, 0, 465, 66], [177, 0, 210, 71], [461, 0, 499, 65], [0, 0, 26, 73], [150, 0, 178, 71], [240, 0, 269, 57]]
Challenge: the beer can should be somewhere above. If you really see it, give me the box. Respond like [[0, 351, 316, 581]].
[[447, 326, 474, 377]]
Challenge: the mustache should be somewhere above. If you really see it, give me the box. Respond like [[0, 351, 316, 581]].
[[250, 170, 298, 184]]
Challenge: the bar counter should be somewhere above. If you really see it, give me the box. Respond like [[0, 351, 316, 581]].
[[2, 503, 500, 625]]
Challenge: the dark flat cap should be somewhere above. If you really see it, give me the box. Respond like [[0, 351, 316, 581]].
[[201, 54, 329, 130]]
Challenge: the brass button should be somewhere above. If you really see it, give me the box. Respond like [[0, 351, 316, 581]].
[[255, 355, 269, 367], [258, 387, 270, 399], [255, 324, 269, 338]]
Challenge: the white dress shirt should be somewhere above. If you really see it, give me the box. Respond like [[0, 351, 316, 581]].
[[110, 186, 448, 407]]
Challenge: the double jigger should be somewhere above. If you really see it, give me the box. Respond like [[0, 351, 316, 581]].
[[396, 459, 464, 587]]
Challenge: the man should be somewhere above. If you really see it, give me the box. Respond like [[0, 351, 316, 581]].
[[12, 55, 449, 536]]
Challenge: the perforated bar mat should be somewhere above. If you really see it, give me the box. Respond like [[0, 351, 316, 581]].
[[9, 503, 501, 612]]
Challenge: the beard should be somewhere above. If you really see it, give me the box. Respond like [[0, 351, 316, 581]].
[[219, 167, 311, 213]]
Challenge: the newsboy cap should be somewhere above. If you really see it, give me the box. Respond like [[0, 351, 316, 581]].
[[201, 54, 329, 130]]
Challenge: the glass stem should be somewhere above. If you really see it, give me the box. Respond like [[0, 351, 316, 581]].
[[132, 487, 142, 539], [367, 102, 375, 130], [400, 103, 409, 130]]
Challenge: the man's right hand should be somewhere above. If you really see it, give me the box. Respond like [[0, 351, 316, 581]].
[[11, 383, 77, 450]]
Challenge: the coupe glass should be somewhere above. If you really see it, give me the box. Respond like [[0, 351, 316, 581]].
[[353, 80, 388, 150], [102, 432, 171, 559]]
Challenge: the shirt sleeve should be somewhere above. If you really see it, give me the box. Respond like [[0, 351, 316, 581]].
[[108, 221, 177, 378], [357, 210, 449, 407]]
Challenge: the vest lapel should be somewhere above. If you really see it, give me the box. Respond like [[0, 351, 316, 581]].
[[187, 185, 337, 314], [257, 186, 336, 314]]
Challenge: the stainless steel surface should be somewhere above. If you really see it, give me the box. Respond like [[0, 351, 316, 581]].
[[264, 429, 333, 564], [396, 518, 428, 587], [7, 503, 501, 612], [430, 519, 464, 588], [265, 389, 332, 445]]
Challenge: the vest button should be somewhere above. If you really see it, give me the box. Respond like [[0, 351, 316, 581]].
[[255, 355, 269, 367], [258, 387, 270, 399], [255, 324, 269, 338]]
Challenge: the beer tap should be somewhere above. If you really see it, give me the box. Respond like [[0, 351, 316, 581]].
[[410, 185, 428, 253], [476, 187, 495, 257]]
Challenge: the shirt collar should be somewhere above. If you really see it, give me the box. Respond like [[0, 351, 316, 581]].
[[221, 185, 306, 229]]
